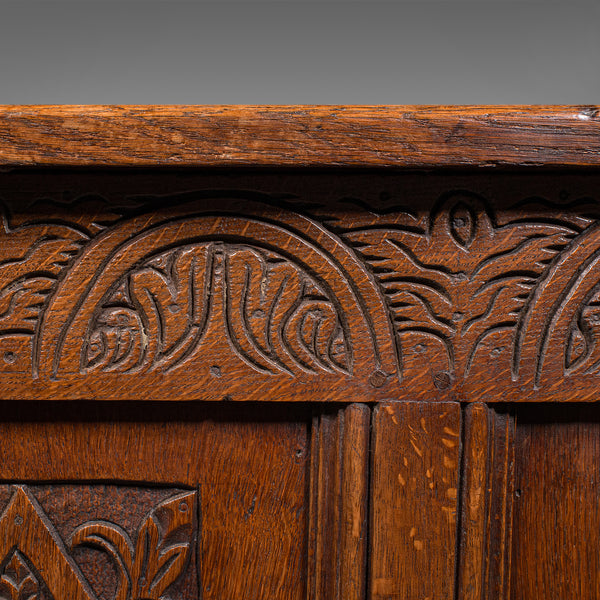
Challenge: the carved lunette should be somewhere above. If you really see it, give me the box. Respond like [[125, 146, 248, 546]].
[[1, 186, 600, 401]]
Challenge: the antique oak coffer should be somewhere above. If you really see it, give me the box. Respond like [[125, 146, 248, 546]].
[[0, 106, 599, 599]]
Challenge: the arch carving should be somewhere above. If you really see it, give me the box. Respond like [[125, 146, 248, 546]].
[[2, 179, 600, 401], [34, 195, 399, 400], [515, 222, 600, 391]]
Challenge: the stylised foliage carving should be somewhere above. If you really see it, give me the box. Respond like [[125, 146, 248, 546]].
[[2, 185, 600, 398], [514, 219, 600, 388], [71, 491, 196, 600], [335, 191, 587, 381], [0, 486, 197, 600], [28, 195, 397, 401], [83, 244, 349, 376], [0, 204, 86, 338], [565, 287, 600, 374], [0, 551, 44, 600], [0, 195, 143, 376]]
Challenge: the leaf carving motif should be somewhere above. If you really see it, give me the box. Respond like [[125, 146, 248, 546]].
[[0, 485, 197, 600], [83, 243, 349, 376], [70, 491, 196, 600], [0, 203, 87, 338], [3, 186, 600, 392], [0, 551, 42, 600], [338, 190, 582, 379], [563, 287, 600, 375]]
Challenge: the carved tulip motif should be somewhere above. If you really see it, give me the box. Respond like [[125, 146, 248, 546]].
[[70, 491, 196, 600], [0, 551, 41, 600], [0, 486, 197, 600]]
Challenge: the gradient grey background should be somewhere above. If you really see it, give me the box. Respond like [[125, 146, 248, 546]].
[[0, 0, 598, 104]]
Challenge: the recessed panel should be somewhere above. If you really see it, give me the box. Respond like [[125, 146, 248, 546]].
[[511, 405, 600, 600], [0, 402, 310, 600]]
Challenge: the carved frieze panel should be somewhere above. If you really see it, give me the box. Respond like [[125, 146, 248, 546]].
[[0, 485, 198, 600], [1, 170, 600, 401]]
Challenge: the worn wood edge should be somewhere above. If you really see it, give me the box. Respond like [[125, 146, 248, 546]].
[[456, 403, 490, 600], [307, 404, 370, 600], [488, 409, 515, 600], [0, 105, 599, 168], [456, 404, 515, 600], [339, 404, 370, 600]]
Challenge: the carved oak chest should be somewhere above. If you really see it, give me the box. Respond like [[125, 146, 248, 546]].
[[0, 105, 599, 599]]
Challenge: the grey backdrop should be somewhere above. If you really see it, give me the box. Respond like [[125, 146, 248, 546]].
[[0, 0, 598, 104]]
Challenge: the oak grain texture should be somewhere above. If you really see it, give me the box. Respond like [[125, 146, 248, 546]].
[[369, 401, 461, 600], [511, 405, 600, 600], [0, 106, 599, 168], [3, 169, 600, 401], [0, 402, 309, 600], [0, 484, 198, 600], [457, 403, 515, 600], [307, 403, 370, 600], [1, 105, 600, 598]]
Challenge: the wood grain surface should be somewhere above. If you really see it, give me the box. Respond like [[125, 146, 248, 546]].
[[511, 405, 600, 600], [307, 404, 370, 600], [0, 105, 599, 168], [457, 404, 515, 600], [369, 402, 461, 600], [1, 168, 600, 401], [0, 402, 310, 600], [1, 106, 599, 599], [0, 484, 199, 600]]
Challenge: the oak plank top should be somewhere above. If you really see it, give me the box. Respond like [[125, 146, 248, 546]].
[[0, 105, 599, 168]]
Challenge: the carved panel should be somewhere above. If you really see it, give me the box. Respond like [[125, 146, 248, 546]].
[[0, 485, 198, 600], [324, 191, 588, 388], [0, 550, 45, 600], [84, 243, 350, 377], [2, 171, 600, 400]]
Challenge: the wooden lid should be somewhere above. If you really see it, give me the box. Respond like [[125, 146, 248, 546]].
[[0, 105, 599, 168]]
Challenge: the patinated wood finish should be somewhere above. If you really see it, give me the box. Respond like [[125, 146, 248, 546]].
[[0, 402, 310, 600], [1, 169, 600, 402], [0, 105, 599, 168], [0, 107, 598, 599], [369, 402, 461, 600]]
